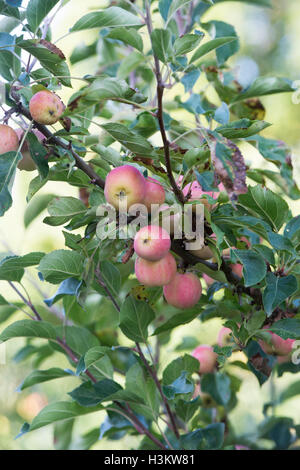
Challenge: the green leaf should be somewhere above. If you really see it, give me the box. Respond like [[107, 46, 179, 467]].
[[17, 39, 71, 87], [174, 33, 203, 56], [0, 252, 45, 282], [163, 371, 194, 399], [151, 28, 172, 63], [167, 0, 193, 21], [238, 185, 289, 231], [232, 77, 295, 103], [117, 51, 144, 80], [96, 261, 121, 302], [119, 296, 155, 343], [26, 0, 60, 33], [69, 379, 122, 407], [280, 381, 300, 403], [216, 119, 271, 139], [54, 419, 74, 451], [163, 354, 199, 385], [263, 273, 298, 317], [152, 306, 202, 336], [202, 20, 239, 66], [231, 249, 267, 287], [101, 123, 154, 157], [189, 37, 237, 64], [201, 372, 231, 406], [54, 326, 99, 356], [79, 346, 113, 379], [18, 368, 72, 391], [70, 7, 142, 32], [0, 0, 20, 18], [106, 28, 143, 52], [269, 319, 300, 340], [24, 194, 55, 228], [26, 132, 49, 179], [0, 319, 57, 343], [0, 151, 22, 217], [180, 423, 225, 450], [43, 196, 87, 226], [38, 250, 85, 284], [44, 277, 82, 307], [28, 401, 104, 432], [175, 398, 199, 423]]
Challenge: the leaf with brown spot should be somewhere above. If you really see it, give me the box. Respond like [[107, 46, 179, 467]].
[[209, 134, 247, 202], [39, 39, 66, 60]]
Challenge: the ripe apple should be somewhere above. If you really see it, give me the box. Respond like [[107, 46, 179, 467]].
[[202, 273, 215, 287], [217, 327, 232, 347], [163, 272, 202, 309], [135, 252, 177, 286], [192, 345, 218, 374], [104, 165, 146, 210], [143, 177, 165, 211], [183, 181, 222, 211], [29, 90, 65, 125], [134, 225, 171, 261], [0, 124, 19, 154], [259, 328, 294, 356], [230, 263, 243, 278], [15, 129, 46, 171]]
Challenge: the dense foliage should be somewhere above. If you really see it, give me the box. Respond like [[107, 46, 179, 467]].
[[0, 0, 299, 450]]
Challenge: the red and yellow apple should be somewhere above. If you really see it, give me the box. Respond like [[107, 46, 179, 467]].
[[163, 272, 202, 309], [217, 326, 232, 347], [143, 177, 165, 211], [29, 90, 65, 125], [135, 252, 177, 286], [104, 165, 146, 210], [134, 225, 170, 261], [259, 328, 294, 356], [192, 345, 218, 374], [0, 124, 19, 154]]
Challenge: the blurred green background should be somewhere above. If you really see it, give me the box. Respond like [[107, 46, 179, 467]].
[[0, 0, 299, 450]]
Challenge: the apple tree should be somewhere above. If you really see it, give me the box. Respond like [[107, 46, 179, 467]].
[[0, 0, 299, 450]]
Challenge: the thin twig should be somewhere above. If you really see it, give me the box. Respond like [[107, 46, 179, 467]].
[[145, 1, 185, 205], [135, 342, 180, 439]]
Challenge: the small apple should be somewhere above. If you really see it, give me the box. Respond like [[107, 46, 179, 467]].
[[29, 90, 65, 125], [192, 345, 218, 374], [259, 328, 294, 356], [143, 177, 165, 211], [134, 225, 171, 261], [15, 129, 46, 171], [183, 181, 222, 211], [163, 272, 202, 309], [104, 165, 146, 210], [217, 327, 232, 347], [0, 124, 19, 154], [230, 263, 243, 278], [191, 245, 214, 260], [202, 273, 215, 287], [135, 252, 177, 286]]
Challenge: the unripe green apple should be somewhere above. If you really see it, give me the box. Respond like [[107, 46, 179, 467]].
[[15, 129, 46, 171], [163, 272, 202, 309], [135, 252, 177, 286], [259, 327, 294, 356], [134, 225, 171, 261], [29, 90, 65, 125], [143, 177, 165, 210], [104, 165, 146, 210], [0, 124, 19, 154], [192, 345, 218, 374]]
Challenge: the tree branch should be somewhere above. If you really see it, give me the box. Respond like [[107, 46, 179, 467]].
[[145, 1, 185, 205], [10, 88, 105, 190], [135, 342, 180, 439]]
